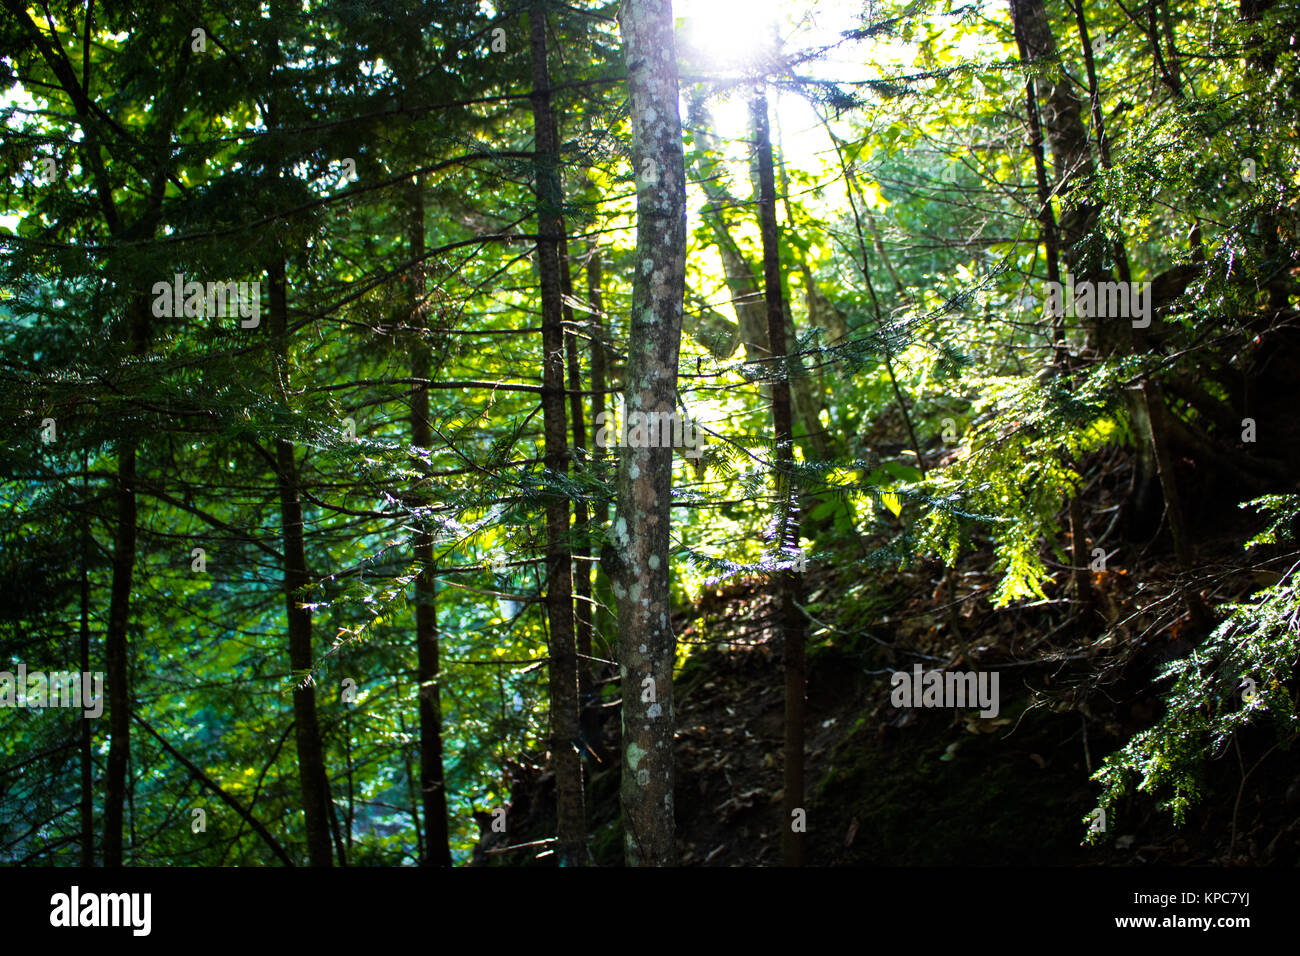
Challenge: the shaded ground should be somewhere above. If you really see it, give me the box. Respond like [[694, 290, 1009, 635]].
[[473, 473, 1300, 866]]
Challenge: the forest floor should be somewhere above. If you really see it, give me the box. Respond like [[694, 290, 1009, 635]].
[[473, 457, 1300, 866]]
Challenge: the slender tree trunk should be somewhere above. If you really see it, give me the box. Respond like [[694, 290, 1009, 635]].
[[690, 89, 829, 463], [683, 94, 771, 365], [398, 709, 424, 863], [587, 248, 617, 753], [1014, 6, 1093, 607], [529, 0, 586, 866], [104, 297, 148, 867], [752, 85, 807, 868], [561, 230, 596, 758], [79, 453, 94, 866], [588, 247, 608, 534], [1072, 0, 1132, 289], [268, 257, 334, 867], [408, 182, 453, 867], [260, 13, 332, 869], [687, 99, 830, 462], [8, 0, 174, 871], [608, 0, 687, 867], [773, 123, 834, 462], [1012, 5, 1067, 356], [1014, 0, 1168, 547], [344, 709, 354, 858], [104, 461, 134, 866], [1160, 1, 1183, 94], [1010, 0, 1105, 316]]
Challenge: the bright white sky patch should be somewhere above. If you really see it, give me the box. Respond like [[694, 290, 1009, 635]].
[[679, 0, 788, 70], [676, 0, 876, 222], [675, 0, 1002, 210]]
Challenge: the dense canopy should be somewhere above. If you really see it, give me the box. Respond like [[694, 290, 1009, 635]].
[[2, 0, 1298, 869]]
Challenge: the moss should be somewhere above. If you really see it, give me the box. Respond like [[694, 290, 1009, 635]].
[[589, 818, 623, 866]]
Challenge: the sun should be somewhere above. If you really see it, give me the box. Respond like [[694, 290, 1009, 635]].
[[678, 0, 787, 73], [675, 0, 871, 180]]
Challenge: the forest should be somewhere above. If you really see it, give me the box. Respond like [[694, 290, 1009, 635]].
[[1, 0, 1298, 871]]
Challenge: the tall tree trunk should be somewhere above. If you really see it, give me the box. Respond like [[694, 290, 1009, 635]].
[[1009, 0, 1106, 320], [529, 0, 586, 867], [562, 230, 596, 759], [608, 0, 687, 867], [685, 93, 830, 461], [104, 296, 148, 867], [261, 10, 332, 868], [588, 247, 609, 535], [79, 454, 94, 866], [752, 85, 807, 868], [772, 123, 834, 462], [103, 446, 133, 867], [269, 257, 334, 867], [1072, 0, 1133, 285], [1011, 11, 1067, 357], [8, 0, 178, 868], [408, 182, 453, 867], [1014, 6, 1092, 607], [683, 94, 771, 363], [587, 247, 618, 754], [1012, 0, 1166, 544]]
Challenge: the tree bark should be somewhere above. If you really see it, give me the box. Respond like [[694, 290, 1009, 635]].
[[104, 296, 149, 867], [588, 247, 609, 534], [562, 229, 596, 758], [608, 0, 687, 867], [269, 257, 334, 867], [1011, 10, 1067, 357], [1013, 0, 1168, 544], [752, 85, 807, 868], [103, 445, 134, 867], [408, 182, 453, 867], [79, 455, 94, 866], [1071, 0, 1133, 285], [529, 0, 586, 867], [1013, 2, 1092, 607], [587, 247, 618, 751], [1010, 0, 1098, 283], [684, 92, 831, 461]]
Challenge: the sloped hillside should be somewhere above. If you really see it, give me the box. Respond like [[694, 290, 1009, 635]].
[[474, 447, 1300, 866]]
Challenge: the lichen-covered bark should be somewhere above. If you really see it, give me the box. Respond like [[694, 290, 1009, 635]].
[[529, 0, 586, 866], [610, 0, 687, 867]]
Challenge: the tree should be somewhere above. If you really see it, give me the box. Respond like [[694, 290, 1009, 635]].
[[606, 0, 688, 867], [750, 83, 808, 867], [529, 0, 587, 866]]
